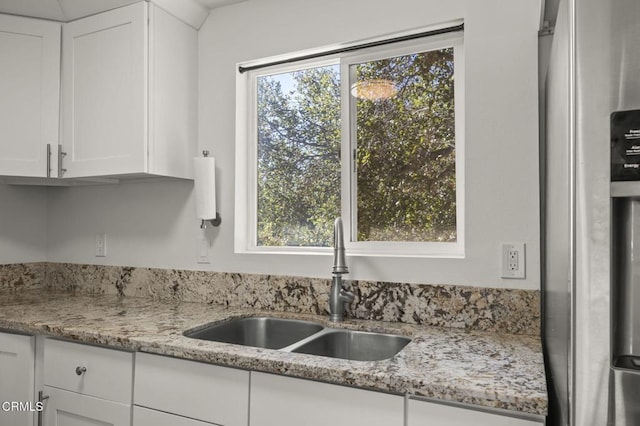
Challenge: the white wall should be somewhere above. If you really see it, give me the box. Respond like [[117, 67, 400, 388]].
[[47, 0, 542, 289], [46, 180, 198, 269], [0, 184, 48, 263], [198, 0, 542, 288]]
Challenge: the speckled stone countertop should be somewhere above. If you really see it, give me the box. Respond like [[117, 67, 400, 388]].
[[0, 289, 547, 416]]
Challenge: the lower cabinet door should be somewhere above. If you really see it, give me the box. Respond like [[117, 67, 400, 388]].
[[43, 386, 131, 426], [134, 352, 249, 426], [407, 398, 545, 426], [133, 406, 217, 426], [250, 372, 403, 426], [0, 332, 36, 426]]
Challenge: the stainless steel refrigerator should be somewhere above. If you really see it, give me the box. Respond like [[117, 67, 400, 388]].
[[544, 0, 640, 425]]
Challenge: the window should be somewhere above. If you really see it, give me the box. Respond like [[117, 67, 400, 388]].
[[237, 28, 464, 257], [255, 63, 341, 248]]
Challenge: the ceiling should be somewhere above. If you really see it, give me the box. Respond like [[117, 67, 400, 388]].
[[0, 0, 246, 22], [0, 0, 562, 32], [194, 0, 245, 8]]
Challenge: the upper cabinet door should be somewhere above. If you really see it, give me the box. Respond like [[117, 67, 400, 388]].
[[0, 15, 60, 178], [61, 2, 147, 178]]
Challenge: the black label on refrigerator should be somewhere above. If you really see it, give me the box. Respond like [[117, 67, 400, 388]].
[[612, 109, 640, 181]]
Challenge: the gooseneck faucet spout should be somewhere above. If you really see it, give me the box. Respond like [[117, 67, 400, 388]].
[[330, 218, 354, 322], [333, 218, 348, 274]]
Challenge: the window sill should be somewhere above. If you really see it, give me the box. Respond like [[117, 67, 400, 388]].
[[235, 245, 465, 259]]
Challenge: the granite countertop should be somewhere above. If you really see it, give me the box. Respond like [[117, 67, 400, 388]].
[[0, 289, 547, 416]]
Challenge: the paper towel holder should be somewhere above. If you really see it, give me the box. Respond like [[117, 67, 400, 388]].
[[201, 213, 221, 229], [199, 150, 221, 229]]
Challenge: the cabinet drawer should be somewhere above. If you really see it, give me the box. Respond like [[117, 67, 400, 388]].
[[134, 406, 218, 426], [134, 352, 249, 426], [43, 338, 133, 404], [407, 398, 545, 425]]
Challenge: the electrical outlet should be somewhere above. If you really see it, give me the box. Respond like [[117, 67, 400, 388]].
[[507, 248, 519, 271], [501, 242, 525, 279], [95, 234, 107, 257]]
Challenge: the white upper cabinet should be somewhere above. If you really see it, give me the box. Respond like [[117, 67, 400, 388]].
[[61, 3, 147, 178], [0, 15, 60, 178], [61, 1, 197, 179]]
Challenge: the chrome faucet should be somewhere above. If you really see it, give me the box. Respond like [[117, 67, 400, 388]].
[[329, 218, 354, 322]]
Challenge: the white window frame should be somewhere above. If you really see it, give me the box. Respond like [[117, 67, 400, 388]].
[[341, 33, 465, 257], [238, 57, 341, 255], [235, 25, 464, 258]]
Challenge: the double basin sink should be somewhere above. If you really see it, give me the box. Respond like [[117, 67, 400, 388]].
[[184, 317, 411, 362]]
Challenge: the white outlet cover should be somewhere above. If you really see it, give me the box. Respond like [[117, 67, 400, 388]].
[[500, 242, 525, 279], [95, 233, 107, 257]]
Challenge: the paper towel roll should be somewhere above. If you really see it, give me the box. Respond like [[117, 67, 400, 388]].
[[193, 156, 216, 221]]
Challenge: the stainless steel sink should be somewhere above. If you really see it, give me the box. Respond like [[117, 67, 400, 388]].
[[184, 317, 324, 349], [184, 316, 411, 361], [291, 329, 411, 361]]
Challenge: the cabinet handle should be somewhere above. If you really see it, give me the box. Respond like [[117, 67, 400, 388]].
[[46, 144, 51, 178], [58, 144, 67, 177], [75, 366, 87, 376], [37, 390, 49, 426]]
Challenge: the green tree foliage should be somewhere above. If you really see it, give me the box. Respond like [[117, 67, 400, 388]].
[[355, 48, 456, 242], [257, 66, 341, 246], [256, 47, 456, 247]]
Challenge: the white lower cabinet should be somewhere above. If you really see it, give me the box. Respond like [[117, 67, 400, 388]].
[[133, 406, 215, 426], [134, 352, 249, 426], [407, 397, 545, 426], [0, 331, 36, 426], [0, 333, 543, 426], [43, 387, 130, 426], [40, 338, 134, 426], [249, 372, 404, 426]]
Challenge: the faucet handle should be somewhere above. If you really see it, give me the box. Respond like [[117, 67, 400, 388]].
[[340, 288, 355, 303]]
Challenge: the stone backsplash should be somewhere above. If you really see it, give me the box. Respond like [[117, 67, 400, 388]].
[[0, 262, 45, 290], [0, 262, 540, 335]]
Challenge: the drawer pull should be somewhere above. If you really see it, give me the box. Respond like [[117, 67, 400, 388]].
[[37, 390, 49, 426], [75, 366, 87, 376], [58, 145, 67, 177]]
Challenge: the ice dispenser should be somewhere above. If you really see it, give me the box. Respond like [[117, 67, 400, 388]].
[[612, 197, 640, 368], [610, 110, 640, 425], [611, 110, 640, 367]]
